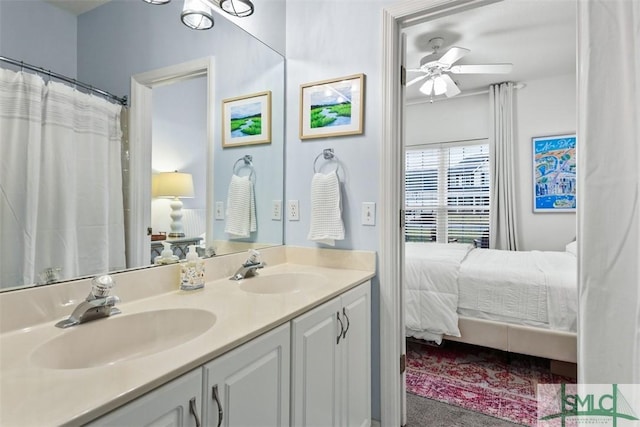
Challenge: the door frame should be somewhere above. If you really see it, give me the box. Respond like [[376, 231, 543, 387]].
[[128, 57, 215, 268], [379, 1, 501, 425]]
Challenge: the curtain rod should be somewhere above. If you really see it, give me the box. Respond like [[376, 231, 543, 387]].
[[406, 82, 525, 107], [0, 56, 128, 106]]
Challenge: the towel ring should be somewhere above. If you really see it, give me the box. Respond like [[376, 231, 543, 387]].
[[313, 148, 340, 174], [233, 154, 256, 182]]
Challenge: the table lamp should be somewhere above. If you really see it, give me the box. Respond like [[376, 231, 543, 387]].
[[153, 171, 195, 238]]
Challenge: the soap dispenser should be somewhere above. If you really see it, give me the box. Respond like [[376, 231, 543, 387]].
[[180, 245, 205, 290], [155, 242, 178, 265]]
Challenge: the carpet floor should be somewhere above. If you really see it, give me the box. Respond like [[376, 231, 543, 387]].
[[405, 340, 573, 426]]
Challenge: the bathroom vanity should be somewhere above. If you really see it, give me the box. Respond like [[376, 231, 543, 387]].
[[0, 246, 374, 426]]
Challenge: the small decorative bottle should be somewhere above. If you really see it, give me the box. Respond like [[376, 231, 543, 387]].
[[155, 242, 178, 265], [180, 245, 205, 290]]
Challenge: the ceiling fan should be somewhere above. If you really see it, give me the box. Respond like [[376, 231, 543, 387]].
[[407, 37, 513, 98]]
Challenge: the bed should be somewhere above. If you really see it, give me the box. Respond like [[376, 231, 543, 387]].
[[405, 241, 578, 363]]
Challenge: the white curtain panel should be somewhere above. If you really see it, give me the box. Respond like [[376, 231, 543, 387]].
[[0, 69, 45, 286], [578, 0, 640, 384], [489, 82, 518, 251], [0, 69, 125, 286]]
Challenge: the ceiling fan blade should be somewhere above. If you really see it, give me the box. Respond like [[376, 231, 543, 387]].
[[407, 74, 427, 87], [450, 64, 513, 74], [440, 74, 461, 98], [436, 47, 470, 68]]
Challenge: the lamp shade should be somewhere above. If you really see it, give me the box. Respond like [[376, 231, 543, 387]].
[[220, 0, 254, 17], [181, 0, 215, 30], [153, 172, 194, 198]]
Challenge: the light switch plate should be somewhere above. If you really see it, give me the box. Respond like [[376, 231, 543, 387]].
[[362, 202, 376, 225], [272, 200, 282, 220], [215, 201, 224, 220], [288, 200, 299, 221]]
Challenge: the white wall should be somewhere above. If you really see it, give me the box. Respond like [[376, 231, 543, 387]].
[[405, 73, 577, 251]]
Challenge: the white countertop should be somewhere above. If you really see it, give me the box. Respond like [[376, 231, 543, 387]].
[[0, 248, 375, 426]]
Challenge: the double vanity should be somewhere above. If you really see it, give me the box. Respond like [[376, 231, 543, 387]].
[[0, 246, 375, 426]]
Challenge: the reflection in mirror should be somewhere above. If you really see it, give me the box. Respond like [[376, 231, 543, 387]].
[[0, 0, 285, 291]]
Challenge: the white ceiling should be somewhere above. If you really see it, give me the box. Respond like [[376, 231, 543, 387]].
[[403, 0, 576, 102], [44, 0, 111, 15]]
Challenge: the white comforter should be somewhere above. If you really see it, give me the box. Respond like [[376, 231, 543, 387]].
[[404, 242, 474, 343], [405, 244, 578, 343]]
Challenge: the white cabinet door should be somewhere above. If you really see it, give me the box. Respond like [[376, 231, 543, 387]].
[[340, 282, 371, 427], [291, 296, 342, 427], [88, 369, 203, 427], [202, 323, 290, 427], [291, 281, 371, 427]]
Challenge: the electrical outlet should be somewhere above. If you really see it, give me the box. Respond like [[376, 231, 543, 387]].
[[362, 202, 376, 225], [215, 201, 224, 220], [272, 200, 282, 220], [288, 200, 300, 221]]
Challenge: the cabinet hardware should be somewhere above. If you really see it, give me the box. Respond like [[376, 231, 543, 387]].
[[188, 397, 202, 427], [336, 311, 344, 344], [342, 307, 350, 339], [211, 385, 223, 427]]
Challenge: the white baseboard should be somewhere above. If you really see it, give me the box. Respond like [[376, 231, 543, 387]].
[[371, 419, 381, 427]]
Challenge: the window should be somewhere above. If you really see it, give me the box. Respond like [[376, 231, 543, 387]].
[[405, 141, 490, 246]]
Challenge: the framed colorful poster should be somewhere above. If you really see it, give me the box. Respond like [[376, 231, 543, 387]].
[[299, 73, 365, 140], [222, 90, 271, 147], [532, 133, 576, 212]]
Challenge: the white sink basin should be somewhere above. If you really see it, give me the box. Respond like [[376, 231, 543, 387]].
[[238, 272, 327, 294], [31, 308, 216, 369]]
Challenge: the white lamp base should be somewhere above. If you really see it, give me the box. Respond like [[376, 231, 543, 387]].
[[168, 197, 185, 238]]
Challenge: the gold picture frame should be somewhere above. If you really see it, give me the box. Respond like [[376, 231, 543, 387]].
[[299, 74, 365, 140], [222, 90, 272, 147]]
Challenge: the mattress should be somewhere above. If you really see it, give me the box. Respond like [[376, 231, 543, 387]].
[[405, 244, 578, 343]]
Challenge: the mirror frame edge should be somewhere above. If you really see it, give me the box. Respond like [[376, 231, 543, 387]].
[[129, 57, 216, 268]]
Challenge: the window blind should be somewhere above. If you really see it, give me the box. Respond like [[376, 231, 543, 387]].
[[405, 142, 490, 246]]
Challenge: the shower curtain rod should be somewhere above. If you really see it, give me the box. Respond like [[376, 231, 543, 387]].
[[0, 56, 128, 106]]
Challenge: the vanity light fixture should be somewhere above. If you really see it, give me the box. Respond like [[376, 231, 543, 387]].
[[153, 171, 195, 238], [220, 0, 254, 17], [142, 0, 254, 30], [181, 0, 215, 30]]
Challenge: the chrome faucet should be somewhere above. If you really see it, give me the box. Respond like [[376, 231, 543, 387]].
[[55, 275, 121, 328], [230, 250, 266, 281]]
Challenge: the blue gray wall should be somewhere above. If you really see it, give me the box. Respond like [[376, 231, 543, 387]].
[[285, 0, 394, 420], [0, 0, 77, 77]]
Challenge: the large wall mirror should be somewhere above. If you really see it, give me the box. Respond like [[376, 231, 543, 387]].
[[0, 0, 285, 291]]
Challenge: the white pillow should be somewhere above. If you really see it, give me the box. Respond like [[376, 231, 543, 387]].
[[565, 240, 577, 256]]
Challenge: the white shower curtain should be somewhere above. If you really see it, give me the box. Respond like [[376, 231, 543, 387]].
[[489, 82, 518, 251], [0, 68, 126, 287], [577, 1, 640, 384]]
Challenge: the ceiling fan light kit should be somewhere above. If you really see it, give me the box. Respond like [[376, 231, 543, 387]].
[[408, 36, 513, 99]]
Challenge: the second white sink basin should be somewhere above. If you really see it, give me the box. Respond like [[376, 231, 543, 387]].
[[31, 308, 216, 370], [239, 272, 327, 294]]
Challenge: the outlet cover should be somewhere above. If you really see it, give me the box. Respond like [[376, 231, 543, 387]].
[[272, 200, 282, 220], [215, 201, 224, 220], [288, 200, 299, 221]]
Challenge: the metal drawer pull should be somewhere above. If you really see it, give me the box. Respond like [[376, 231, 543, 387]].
[[212, 385, 224, 427], [342, 307, 350, 339], [336, 311, 344, 344], [189, 397, 202, 427]]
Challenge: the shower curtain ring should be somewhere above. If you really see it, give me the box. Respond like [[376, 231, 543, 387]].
[[20, 61, 24, 72]]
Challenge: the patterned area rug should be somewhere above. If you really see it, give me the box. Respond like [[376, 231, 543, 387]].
[[406, 340, 573, 426]]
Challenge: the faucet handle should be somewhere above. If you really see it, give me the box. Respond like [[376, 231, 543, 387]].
[[90, 274, 115, 299]]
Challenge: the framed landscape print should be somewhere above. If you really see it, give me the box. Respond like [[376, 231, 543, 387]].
[[299, 73, 365, 140], [222, 90, 271, 147], [532, 133, 577, 212]]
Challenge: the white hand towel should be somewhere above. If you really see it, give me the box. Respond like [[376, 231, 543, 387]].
[[307, 171, 344, 246], [225, 174, 256, 239]]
